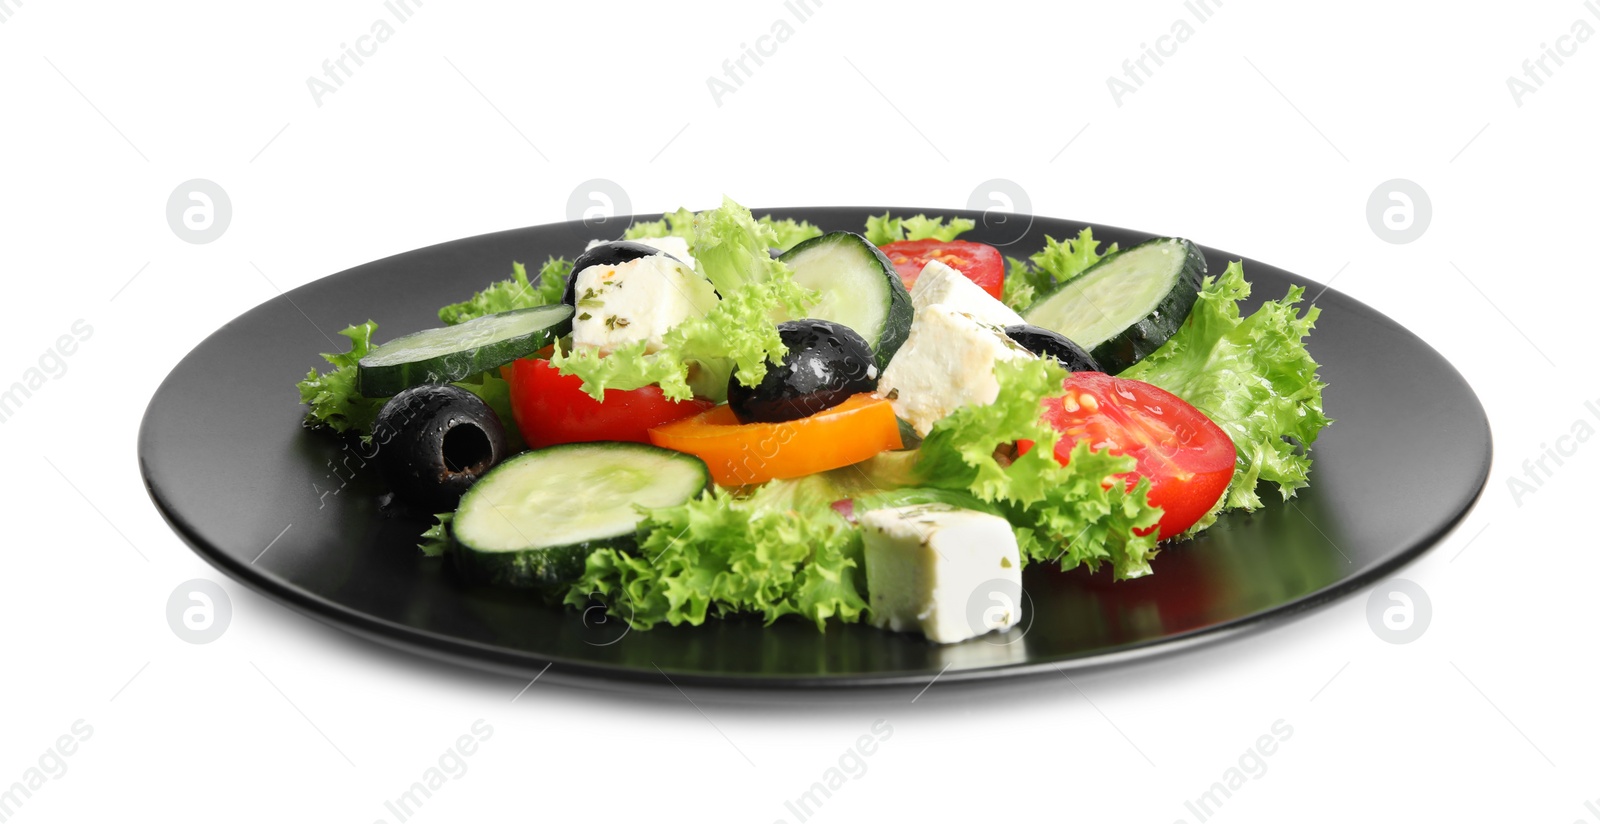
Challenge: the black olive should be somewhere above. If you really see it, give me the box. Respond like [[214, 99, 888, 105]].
[[562, 241, 682, 308], [371, 384, 509, 511], [728, 320, 878, 424], [1003, 324, 1102, 372]]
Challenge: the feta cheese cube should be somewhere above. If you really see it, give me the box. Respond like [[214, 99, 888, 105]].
[[861, 504, 1024, 644], [910, 259, 1024, 327], [570, 254, 717, 356], [876, 303, 1035, 435]]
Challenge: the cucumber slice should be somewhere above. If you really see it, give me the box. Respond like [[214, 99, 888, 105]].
[[779, 232, 913, 369], [1021, 237, 1205, 374], [450, 442, 710, 588], [356, 304, 572, 397]]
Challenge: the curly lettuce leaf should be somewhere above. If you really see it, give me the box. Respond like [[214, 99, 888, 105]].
[[622, 207, 697, 241], [419, 512, 454, 557], [550, 197, 816, 401], [1001, 256, 1039, 312], [915, 358, 1076, 503], [296, 321, 384, 434], [1122, 261, 1330, 529], [437, 258, 571, 325], [913, 358, 1162, 578], [1003, 228, 1117, 312], [566, 474, 867, 631], [546, 339, 686, 399], [692, 199, 802, 296], [1007, 441, 1162, 578], [626, 208, 821, 252], [863, 212, 977, 246], [760, 217, 824, 250], [1032, 227, 1116, 284]]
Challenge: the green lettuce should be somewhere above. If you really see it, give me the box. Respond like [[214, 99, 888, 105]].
[[622, 207, 696, 241], [419, 512, 454, 557], [863, 212, 976, 246], [1002, 228, 1117, 312], [1001, 256, 1038, 312], [296, 321, 384, 434], [626, 208, 822, 252], [1122, 261, 1330, 531], [549, 197, 816, 401], [907, 357, 1162, 578], [759, 217, 825, 250], [438, 258, 572, 325], [566, 474, 867, 630], [1032, 227, 1116, 283]]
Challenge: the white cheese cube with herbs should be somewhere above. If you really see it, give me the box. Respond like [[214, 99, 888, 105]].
[[570, 253, 717, 356], [587, 235, 696, 269], [910, 259, 1024, 327], [861, 504, 1024, 644], [876, 303, 1036, 436]]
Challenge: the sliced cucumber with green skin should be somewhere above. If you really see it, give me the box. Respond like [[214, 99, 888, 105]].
[[450, 442, 710, 589], [1021, 237, 1205, 374], [356, 304, 573, 397], [779, 232, 913, 370]]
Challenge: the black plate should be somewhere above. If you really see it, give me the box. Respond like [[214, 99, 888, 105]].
[[138, 207, 1491, 691]]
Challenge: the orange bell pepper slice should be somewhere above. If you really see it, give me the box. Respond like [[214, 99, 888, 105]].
[[648, 393, 902, 487]]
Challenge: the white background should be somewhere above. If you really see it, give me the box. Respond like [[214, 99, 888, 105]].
[[2, 0, 1596, 821]]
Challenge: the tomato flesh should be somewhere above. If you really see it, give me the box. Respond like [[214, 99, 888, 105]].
[[1030, 372, 1236, 540], [648, 393, 902, 487], [879, 239, 1005, 301], [507, 358, 712, 448]]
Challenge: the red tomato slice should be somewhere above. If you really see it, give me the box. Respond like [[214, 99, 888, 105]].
[[1026, 372, 1236, 540], [879, 239, 1005, 301], [507, 358, 713, 448]]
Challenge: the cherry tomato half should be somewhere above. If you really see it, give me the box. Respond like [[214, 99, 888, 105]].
[[648, 393, 902, 487], [1025, 372, 1236, 540], [879, 239, 1005, 300], [507, 358, 713, 448]]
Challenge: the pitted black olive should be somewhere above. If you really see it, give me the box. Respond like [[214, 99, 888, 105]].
[[728, 320, 878, 424], [1003, 324, 1101, 372], [372, 384, 509, 510]]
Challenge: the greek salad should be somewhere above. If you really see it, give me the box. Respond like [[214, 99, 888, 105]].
[[296, 199, 1328, 644]]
